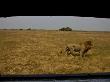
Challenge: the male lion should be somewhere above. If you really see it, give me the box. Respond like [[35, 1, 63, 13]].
[[65, 40, 93, 57]]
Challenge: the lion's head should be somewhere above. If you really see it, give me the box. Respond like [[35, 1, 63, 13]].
[[81, 40, 93, 57], [84, 40, 93, 49]]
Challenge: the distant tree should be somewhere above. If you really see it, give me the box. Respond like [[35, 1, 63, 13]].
[[3, 28, 7, 30], [19, 29, 23, 30], [59, 27, 72, 31], [27, 28, 31, 30]]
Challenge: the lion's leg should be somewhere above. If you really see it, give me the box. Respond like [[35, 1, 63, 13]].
[[81, 49, 88, 57], [82, 53, 85, 57], [69, 48, 76, 56], [65, 46, 75, 56], [80, 49, 85, 57], [65, 47, 71, 55]]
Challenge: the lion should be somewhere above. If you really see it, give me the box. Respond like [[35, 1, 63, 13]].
[[65, 40, 93, 57]]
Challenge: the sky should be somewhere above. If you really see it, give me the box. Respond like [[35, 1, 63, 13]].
[[0, 16, 110, 31]]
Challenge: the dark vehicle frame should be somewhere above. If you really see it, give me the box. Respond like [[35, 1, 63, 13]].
[[0, 72, 110, 81]]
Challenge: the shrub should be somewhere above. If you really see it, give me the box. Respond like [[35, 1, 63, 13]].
[[59, 27, 72, 31], [27, 28, 31, 30], [19, 29, 23, 30]]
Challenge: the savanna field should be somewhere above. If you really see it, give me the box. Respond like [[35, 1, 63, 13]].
[[0, 30, 110, 75]]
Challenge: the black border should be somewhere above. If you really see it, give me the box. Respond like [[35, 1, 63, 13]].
[[0, 3, 110, 81], [0, 72, 110, 81], [1, 0, 110, 18], [0, 15, 110, 18]]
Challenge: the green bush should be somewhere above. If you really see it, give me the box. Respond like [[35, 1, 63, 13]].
[[27, 28, 31, 30], [59, 27, 72, 31], [19, 29, 23, 30]]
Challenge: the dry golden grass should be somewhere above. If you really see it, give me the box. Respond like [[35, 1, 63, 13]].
[[0, 30, 110, 75]]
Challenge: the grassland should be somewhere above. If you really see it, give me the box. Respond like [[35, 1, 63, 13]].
[[0, 29, 110, 75]]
